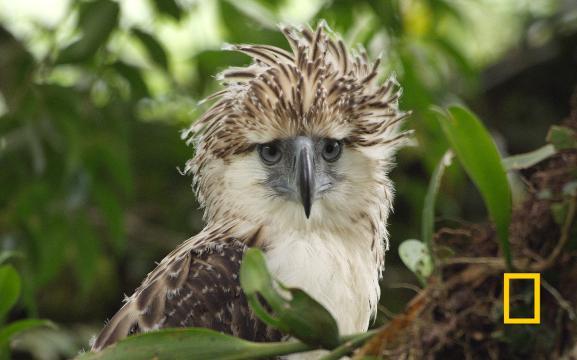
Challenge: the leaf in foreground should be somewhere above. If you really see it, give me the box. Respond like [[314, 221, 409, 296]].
[[240, 248, 340, 349], [399, 239, 433, 284], [434, 105, 513, 269], [0, 265, 20, 321], [77, 328, 312, 360]]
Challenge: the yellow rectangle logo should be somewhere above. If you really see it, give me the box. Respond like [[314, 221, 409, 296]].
[[503, 273, 540, 324]]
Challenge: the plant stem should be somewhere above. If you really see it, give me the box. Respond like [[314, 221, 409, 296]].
[[318, 330, 379, 360]]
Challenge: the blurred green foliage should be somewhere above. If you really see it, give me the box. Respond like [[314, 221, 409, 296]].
[[0, 258, 53, 360], [0, 0, 575, 358]]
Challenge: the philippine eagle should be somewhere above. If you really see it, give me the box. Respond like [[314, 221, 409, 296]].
[[92, 22, 409, 356]]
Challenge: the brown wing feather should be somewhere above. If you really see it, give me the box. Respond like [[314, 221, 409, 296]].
[[91, 237, 281, 351]]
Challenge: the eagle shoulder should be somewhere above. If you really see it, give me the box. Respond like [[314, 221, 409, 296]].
[[91, 233, 280, 351]]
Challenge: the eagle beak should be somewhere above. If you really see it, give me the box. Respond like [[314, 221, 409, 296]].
[[296, 144, 315, 218]]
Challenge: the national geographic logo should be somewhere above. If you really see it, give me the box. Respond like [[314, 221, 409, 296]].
[[503, 273, 541, 324]]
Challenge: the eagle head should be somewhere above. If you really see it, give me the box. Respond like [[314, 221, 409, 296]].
[[182, 22, 410, 236]]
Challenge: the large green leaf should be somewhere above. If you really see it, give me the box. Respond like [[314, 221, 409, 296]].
[[434, 106, 513, 268], [77, 328, 377, 360], [240, 248, 340, 349], [0, 265, 20, 322], [131, 28, 169, 72], [76, 328, 311, 360], [57, 0, 120, 64]]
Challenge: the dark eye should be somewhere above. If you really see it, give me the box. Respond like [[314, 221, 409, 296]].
[[322, 139, 343, 162], [258, 142, 282, 165]]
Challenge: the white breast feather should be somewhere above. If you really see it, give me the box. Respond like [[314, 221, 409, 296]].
[[265, 227, 380, 334]]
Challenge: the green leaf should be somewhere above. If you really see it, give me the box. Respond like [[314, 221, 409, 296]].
[[57, 0, 120, 64], [276, 287, 340, 348], [76, 328, 311, 360], [149, 0, 182, 21], [112, 61, 150, 100], [240, 248, 340, 349], [0, 26, 35, 111], [434, 105, 513, 269], [502, 144, 556, 170], [547, 125, 577, 151], [399, 239, 433, 284], [318, 331, 378, 360], [131, 28, 169, 72], [239, 248, 273, 296], [239, 250, 285, 329], [0, 265, 21, 321], [422, 150, 453, 261], [0, 319, 55, 345], [76, 327, 378, 360]]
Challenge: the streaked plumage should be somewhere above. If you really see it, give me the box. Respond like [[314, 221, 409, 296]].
[[92, 22, 409, 356]]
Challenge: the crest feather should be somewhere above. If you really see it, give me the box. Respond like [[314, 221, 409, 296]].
[[182, 22, 410, 214]]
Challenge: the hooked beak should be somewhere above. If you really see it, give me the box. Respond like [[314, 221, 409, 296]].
[[296, 144, 315, 218]]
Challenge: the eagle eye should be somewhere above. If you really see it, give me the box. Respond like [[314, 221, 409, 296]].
[[258, 142, 282, 165], [322, 139, 343, 162]]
